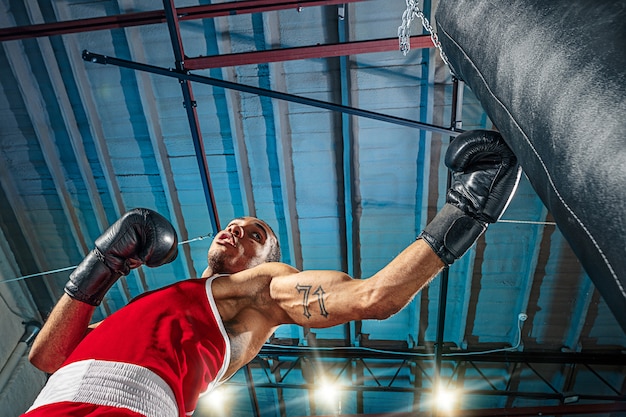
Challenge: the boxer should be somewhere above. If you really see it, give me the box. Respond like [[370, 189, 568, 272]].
[[22, 130, 520, 417]]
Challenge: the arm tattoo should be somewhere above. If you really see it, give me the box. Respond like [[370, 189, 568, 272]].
[[313, 286, 329, 318], [295, 284, 312, 318], [296, 284, 329, 319]]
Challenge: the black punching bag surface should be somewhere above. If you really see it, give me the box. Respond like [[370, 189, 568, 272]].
[[434, 0, 626, 330]]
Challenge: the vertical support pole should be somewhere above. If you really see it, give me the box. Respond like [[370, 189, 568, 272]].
[[244, 365, 262, 417], [433, 269, 449, 417], [162, 0, 220, 233], [338, 6, 364, 412], [433, 77, 461, 417]]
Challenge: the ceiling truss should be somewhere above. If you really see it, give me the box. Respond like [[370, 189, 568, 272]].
[[241, 347, 626, 416]]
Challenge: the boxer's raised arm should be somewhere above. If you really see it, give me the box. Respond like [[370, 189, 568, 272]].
[[29, 208, 178, 373]]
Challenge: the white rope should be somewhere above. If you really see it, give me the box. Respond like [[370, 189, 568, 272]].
[[0, 218, 556, 285], [178, 233, 213, 245], [0, 217, 558, 285], [499, 219, 557, 226], [262, 316, 525, 358], [0, 233, 214, 285], [0, 266, 78, 285]]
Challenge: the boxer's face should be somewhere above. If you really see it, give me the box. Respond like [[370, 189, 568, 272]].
[[207, 217, 277, 274]]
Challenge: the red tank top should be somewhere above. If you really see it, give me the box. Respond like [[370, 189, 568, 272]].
[[64, 276, 230, 415]]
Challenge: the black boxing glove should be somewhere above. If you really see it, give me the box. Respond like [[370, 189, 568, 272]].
[[65, 208, 178, 306], [419, 130, 522, 266]]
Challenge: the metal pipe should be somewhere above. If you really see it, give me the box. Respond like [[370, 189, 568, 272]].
[[82, 51, 462, 137], [454, 80, 464, 130], [432, 76, 461, 417], [432, 270, 449, 417]]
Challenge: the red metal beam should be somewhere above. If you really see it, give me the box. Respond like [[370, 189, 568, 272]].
[[185, 35, 433, 69], [0, 0, 366, 42]]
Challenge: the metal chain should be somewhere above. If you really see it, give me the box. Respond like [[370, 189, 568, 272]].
[[398, 0, 451, 69]]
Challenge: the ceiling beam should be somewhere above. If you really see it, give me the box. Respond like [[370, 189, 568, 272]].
[[0, 159, 57, 313], [210, 13, 256, 221], [0, 0, 368, 42], [0, 9, 115, 311], [50, 1, 150, 302], [82, 51, 461, 136], [2, 31, 89, 254], [290, 402, 626, 416], [20, 1, 133, 309], [24, 1, 109, 234], [50, 2, 127, 220], [240, 353, 626, 414], [163, 0, 220, 233], [184, 36, 434, 70], [262, 12, 303, 270], [117, 0, 198, 280]]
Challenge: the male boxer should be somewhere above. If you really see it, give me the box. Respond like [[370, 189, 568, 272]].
[[23, 130, 521, 417]]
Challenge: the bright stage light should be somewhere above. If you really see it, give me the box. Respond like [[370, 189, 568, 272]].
[[315, 380, 340, 404], [198, 386, 230, 413], [315, 379, 343, 415], [435, 385, 457, 412]]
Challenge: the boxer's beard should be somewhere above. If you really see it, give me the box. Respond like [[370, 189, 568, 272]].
[[207, 250, 227, 274]]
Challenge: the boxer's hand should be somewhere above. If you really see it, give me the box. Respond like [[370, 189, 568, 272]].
[[65, 208, 178, 305], [419, 130, 521, 266]]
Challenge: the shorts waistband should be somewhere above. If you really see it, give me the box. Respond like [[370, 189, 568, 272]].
[[28, 359, 178, 417]]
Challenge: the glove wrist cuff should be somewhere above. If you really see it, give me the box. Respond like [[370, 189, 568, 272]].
[[64, 250, 122, 306], [418, 203, 487, 266]]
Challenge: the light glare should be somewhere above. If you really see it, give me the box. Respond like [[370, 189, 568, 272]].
[[435, 385, 457, 412], [315, 380, 339, 404], [201, 387, 228, 412]]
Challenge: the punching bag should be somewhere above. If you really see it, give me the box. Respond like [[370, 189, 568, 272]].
[[434, 0, 626, 331]]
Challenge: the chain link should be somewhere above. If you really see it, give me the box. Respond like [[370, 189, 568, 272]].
[[398, 0, 451, 69]]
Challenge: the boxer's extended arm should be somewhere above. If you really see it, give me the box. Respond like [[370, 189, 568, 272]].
[[269, 239, 443, 328], [270, 130, 521, 329]]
